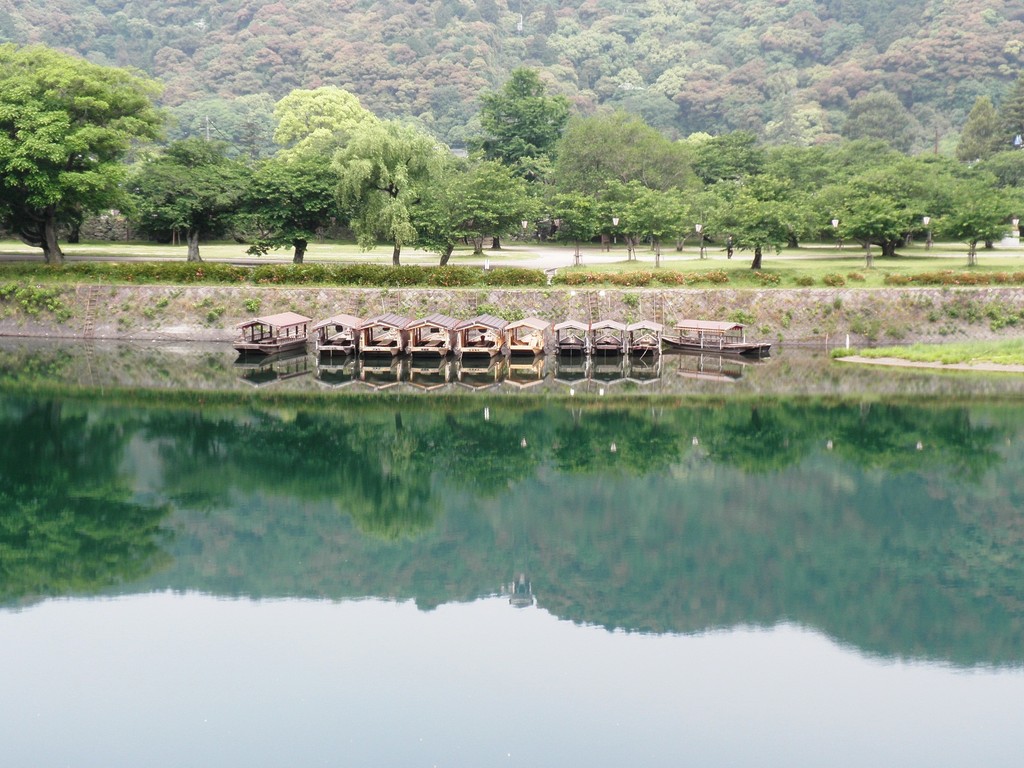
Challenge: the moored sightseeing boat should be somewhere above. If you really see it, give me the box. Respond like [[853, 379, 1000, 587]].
[[234, 312, 311, 356], [406, 313, 460, 357], [312, 313, 363, 358], [664, 320, 771, 357], [506, 316, 551, 356], [554, 320, 591, 356]]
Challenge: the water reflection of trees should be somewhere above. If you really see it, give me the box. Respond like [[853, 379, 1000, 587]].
[[4, 394, 1024, 667], [0, 399, 170, 603]]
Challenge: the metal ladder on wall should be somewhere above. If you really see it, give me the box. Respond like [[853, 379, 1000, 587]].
[[81, 283, 101, 387]]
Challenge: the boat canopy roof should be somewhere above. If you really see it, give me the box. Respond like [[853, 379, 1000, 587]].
[[673, 320, 744, 332], [506, 316, 551, 331], [592, 319, 627, 331], [554, 319, 589, 332], [456, 314, 508, 331], [627, 320, 664, 332], [237, 311, 311, 330], [311, 313, 363, 331], [362, 312, 412, 329], [407, 312, 460, 330]]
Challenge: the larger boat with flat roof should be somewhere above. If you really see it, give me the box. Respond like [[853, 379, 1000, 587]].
[[234, 312, 311, 356], [664, 320, 771, 357]]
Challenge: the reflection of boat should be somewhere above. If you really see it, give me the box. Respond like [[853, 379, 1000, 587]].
[[671, 350, 764, 382], [234, 312, 311, 356], [508, 573, 534, 608], [554, 320, 591, 356], [506, 356, 547, 389], [664, 320, 771, 357], [315, 356, 359, 388], [457, 315, 508, 358], [359, 313, 410, 357], [592, 352, 627, 383], [312, 314, 362, 358], [407, 357, 453, 392], [456, 356, 504, 390], [553, 355, 591, 388], [624, 355, 662, 385], [506, 317, 550, 356], [406, 313, 459, 358], [359, 356, 405, 390], [235, 349, 311, 387]]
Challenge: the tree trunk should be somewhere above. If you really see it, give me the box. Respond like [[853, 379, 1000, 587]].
[[881, 239, 897, 257], [42, 212, 65, 264], [750, 245, 762, 270], [472, 236, 485, 255], [968, 241, 978, 267], [292, 238, 307, 264], [18, 207, 65, 264], [787, 233, 798, 249], [186, 229, 203, 262], [864, 244, 873, 269], [392, 243, 401, 266], [491, 236, 501, 250], [439, 244, 454, 266]]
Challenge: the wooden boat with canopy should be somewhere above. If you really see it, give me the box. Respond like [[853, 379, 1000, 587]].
[[664, 320, 771, 357], [505, 317, 550, 356], [554, 320, 591, 356], [312, 313, 363, 358], [591, 319, 628, 355], [626, 320, 664, 356], [456, 315, 508, 358], [358, 313, 411, 357], [234, 312, 311, 356], [406, 313, 460, 357]]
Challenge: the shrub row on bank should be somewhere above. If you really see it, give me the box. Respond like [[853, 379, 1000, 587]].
[[884, 271, 1024, 286], [10, 261, 1024, 289]]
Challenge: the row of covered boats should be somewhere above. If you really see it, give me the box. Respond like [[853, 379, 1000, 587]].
[[234, 312, 771, 359]]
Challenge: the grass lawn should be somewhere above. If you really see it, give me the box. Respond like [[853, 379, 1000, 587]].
[[3, 237, 1024, 288], [834, 339, 1024, 366]]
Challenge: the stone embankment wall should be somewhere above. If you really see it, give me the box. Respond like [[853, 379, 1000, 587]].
[[2, 283, 1024, 346]]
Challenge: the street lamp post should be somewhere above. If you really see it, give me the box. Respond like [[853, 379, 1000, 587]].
[[1013, 217, 1020, 247], [609, 216, 619, 252], [831, 218, 841, 249], [695, 223, 705, 259], [923, 216, 932, 250]]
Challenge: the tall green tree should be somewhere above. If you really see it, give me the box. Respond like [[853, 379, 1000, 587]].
[[130, 139, 248, 262], [999, 75, 1024, 151], [0, 44, 162, 263], [841, 91, 922, 153], [335, 119, 442, 266], [273, 86, 378, 157], [242, 154, 338, 263], [956, 96, 1003, 162], [937, 179, 1016, 266], [551, 192, 600, 265], [708, 185, 792, 270], [685, 131, 765, 185], [553, 111, 695, 196], [473, 68, 570, 181], [411, 160, 537, 265]]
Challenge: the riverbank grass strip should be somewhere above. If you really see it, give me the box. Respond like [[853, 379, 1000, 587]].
[[833, 339, 1024, 366]]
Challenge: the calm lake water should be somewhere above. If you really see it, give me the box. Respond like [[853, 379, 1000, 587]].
[[2, 341, 1024, 766]]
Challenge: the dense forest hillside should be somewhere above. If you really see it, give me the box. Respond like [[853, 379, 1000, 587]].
[[3, 0, 1024, 148]]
